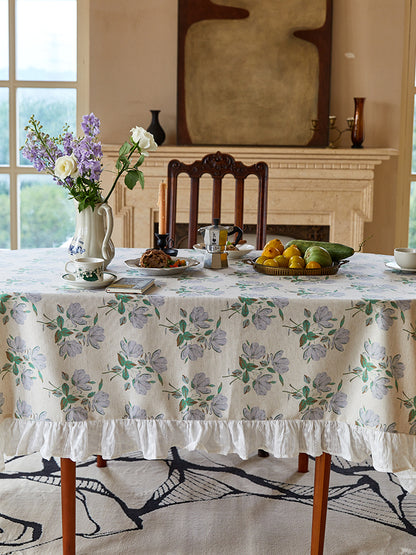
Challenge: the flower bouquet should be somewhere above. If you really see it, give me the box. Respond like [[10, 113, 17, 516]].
[[21, 113, 158, 266], [21, 112, 158, 212]]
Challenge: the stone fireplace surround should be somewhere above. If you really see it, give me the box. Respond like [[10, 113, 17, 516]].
[[101, 146, 397, 251]]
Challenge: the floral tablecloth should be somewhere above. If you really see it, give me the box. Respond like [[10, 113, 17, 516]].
[[1, 248, 416, 491]]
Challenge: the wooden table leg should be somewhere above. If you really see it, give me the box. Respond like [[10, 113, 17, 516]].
[[96, 455, 107, 467], [311, 452, 331, 555], [61, 457, 76, 555], [298, 452, 309, 473]]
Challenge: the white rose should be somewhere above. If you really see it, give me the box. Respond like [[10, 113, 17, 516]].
[[130, 126, 158, 154], [54, 154, 78, 180]]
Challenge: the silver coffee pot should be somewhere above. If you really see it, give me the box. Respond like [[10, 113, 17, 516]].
[[198, 219, 243, 269]]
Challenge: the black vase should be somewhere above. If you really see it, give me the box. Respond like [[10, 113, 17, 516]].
[[147, 110, 166, 146]]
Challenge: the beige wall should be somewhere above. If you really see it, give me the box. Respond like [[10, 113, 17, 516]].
[[90, 0, 407, 253]]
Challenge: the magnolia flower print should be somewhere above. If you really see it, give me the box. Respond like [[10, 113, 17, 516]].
[[162, 306, 227, 362], [284, 372, 348, 419], [284, 306, 350, 363], [222, 297, 289, 330], [45, 369, 109, 419], [0, 293, 39, 326], [38, 303, 104, 359], [226, 340, 289, 395], [1, 335, 47, 390], [163, 373, 227, 419], [344, 338, 405, 398], [98, 295, 163, 327], [347, 299, 410, 329], [105, 339, 168, 392]]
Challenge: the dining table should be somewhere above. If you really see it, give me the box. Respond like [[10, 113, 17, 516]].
[[1, 246, 416, 554]]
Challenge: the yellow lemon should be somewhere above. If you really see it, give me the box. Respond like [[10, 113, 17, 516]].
[[305, 261, 322, 269], [289, 255, 305, 268], [273, 255, 289, 267], [264, 238, 284, 254], [283, 245, 301, 259], [255, 256, 268, 265], [263, 258, 279, 267], [289, 260, 303, 269], [262, 246, 280, 259]]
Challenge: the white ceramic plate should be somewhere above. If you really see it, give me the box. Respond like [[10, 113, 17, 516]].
[[124, 257, 200, 276], [193, 243, 255, 259], [385, 261, 416, 273], [62, 272, 117, 289]]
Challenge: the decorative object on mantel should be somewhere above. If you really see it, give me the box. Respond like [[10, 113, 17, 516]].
[[351, 97, 365, 148], [147, 110, 166, 146], [311, 115, 354, 148], [21, 114, 158, 267]]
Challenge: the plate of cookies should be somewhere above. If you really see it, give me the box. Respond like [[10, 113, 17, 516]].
[[125, 249, 200, 276]]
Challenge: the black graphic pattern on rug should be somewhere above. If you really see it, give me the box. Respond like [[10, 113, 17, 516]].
[[0, 448, 415, 551]]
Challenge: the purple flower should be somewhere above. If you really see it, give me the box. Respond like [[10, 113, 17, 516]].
[[184, 409, 205, 420], [190, 306, 210, 329], [120, 340, 143, 359], [243, 407, 266, 420], [332, 328, 350, 352], [191, 372, 211, 395], [66, 407, 88, 421], [125, 404, 147, 419], [252, 308, 273, 330], [181, 344, 204, 361], [7, 336, 26, 352], [376, 307, 395, 331], [364, 340, 386, 361], [59, 340, 82, 358], [72, 369, 92, 391], [358, 407, 380, 427], [313, 306, 333, 329], [16, 399, 32, 418], [67, 303, 87, 326], [371, 377, 389, 399], [31, 346, 46, 370], [390, 354, 405, 380], [81, 113, 101, 137], [302, 407, 324, 420], [21, 367, 34, 390], [211, 394, 228, 417], [242, 342, 266, 360], [271, 351, 289, 375], [313, 372, 332, 393], [87, 325, 105, 349], [303, 344, 326, 361], [129, 306, 149, 329], [148, 349, 167, 374], [11, 303, 27, 324], [209, 328, 227, 353], [133, 373, 152, 395], [329, 391, 347, 414], [92, 391, 110, 415], [253, 374, 273, 396]]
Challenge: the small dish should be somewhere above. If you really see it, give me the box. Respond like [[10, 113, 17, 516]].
[[62, 272, 117, 289], [193, 243, 255, 259], [124, 257, 200, 276], [385, 261, 416, 273]]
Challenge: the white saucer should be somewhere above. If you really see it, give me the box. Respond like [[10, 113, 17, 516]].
[[62, 272, 117, 289], [385, 261, 416, 273]]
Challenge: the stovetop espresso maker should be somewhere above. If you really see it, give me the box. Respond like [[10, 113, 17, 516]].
[[198, 219, 243, 269]]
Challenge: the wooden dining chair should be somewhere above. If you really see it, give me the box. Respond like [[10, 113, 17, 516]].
[[166, 151, 268, 249]]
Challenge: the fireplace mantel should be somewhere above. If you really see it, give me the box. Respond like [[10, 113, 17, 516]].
[[101, 146, 398, 250]]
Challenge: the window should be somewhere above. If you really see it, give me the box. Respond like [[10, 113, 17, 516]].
[[0, 0, 88, 249]]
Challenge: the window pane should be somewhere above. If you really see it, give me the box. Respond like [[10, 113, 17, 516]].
[[0, 0, 8, 79], [0, 175, 10, 248], [0, 88, 9, 165], [19, 174, 75, 248], [409, 182, 416, 248], [17, 88, 76, 166], [16, 0, 76, 81]]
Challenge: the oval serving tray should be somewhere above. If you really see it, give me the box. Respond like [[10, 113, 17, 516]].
[[245, 259, 346, 276]]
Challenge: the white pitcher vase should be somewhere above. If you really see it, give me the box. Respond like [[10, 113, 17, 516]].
[[68, 202, 115, 268]]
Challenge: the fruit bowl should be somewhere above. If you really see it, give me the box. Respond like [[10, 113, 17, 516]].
[[246, 259, 345, 276]]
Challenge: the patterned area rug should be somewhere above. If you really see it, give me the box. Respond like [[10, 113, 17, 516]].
[[0, 449, 416, 554]]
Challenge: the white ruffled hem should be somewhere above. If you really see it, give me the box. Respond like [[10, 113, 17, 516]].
[[1, 418, 416, 492]]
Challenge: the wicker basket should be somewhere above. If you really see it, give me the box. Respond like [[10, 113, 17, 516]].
[[245, 259, 345, 276]]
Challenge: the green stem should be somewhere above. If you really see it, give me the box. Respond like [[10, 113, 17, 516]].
[[102, 144, 137, 204]]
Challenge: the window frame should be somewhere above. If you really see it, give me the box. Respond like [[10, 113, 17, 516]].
[[0, 0, 89, 249]]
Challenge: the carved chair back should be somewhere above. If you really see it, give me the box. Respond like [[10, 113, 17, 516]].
[[167, 151, 268, 249]]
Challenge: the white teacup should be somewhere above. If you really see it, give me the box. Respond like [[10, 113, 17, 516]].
[[65, 257, 105, 282], [394, 248, 416, 269]]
